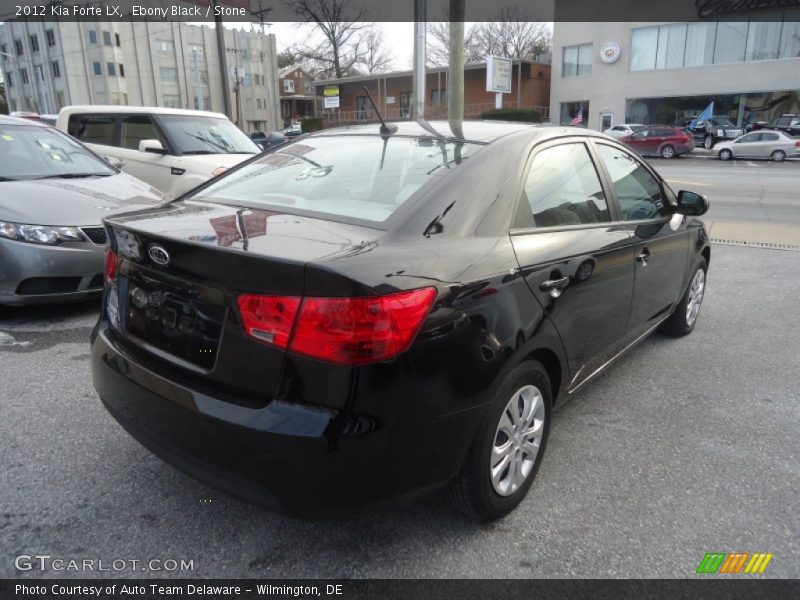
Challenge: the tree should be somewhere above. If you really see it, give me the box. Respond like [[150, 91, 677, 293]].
[[426, 21, 481, 67], [284, 0, 374, 78], [277, 49, 301, 69], [359, 28, 392, 73]]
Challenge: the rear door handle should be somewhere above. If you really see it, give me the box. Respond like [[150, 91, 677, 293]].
[[540, 276, 570, 298]]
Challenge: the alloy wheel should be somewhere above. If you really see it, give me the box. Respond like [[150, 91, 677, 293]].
[[685, 269, 706, 327], [772, 150, 786, 162], [704, 135, 714, 149], [661, 145, 676, 159], [490, 385, 545, 497], [719, 149, 732, 161]]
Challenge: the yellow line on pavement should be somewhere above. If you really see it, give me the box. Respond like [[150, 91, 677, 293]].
[[664, 179, 712, 187]]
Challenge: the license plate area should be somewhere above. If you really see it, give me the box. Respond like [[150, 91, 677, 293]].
[[121, 270, 225, 370]]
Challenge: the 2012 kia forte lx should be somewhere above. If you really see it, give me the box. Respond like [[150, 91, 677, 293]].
[[92, 121, 710, 521]]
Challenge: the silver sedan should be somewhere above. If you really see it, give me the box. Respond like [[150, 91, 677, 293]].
[[0, 116, 164, 306], [715, 130, 800, 162]]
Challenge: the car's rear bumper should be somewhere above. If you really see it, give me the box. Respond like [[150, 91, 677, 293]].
[[91, 322, 483, 512]]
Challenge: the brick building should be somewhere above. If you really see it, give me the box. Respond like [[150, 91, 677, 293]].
[[314, 59, 551, 124], [278, 65, 316, 126]]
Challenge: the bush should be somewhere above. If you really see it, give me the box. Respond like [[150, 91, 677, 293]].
[[301, 117, 324, 133], [480, 108, 542, 123]]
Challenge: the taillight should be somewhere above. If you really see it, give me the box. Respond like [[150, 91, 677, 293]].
[[795, 141, 800, 147], [237, 288, 437, 366], [104, 247, 118, 285]]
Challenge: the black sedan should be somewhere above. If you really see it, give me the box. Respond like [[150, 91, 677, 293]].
[[92, 121, 710, 521]]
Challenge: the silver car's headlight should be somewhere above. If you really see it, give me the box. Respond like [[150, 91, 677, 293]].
[[0, 221, 85, 245]]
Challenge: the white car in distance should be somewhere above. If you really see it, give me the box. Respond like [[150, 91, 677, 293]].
[[604, 124, 646, 138], [56, 106, 259, 200]]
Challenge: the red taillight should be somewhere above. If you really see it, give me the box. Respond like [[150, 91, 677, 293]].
[[237, 294, 301, 348], [237, 288, 437, 366], [104, 248, 118, 285], [795, 141, 800, 147]]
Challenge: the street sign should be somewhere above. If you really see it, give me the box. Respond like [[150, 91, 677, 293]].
[[324, 96, 340, 109], [486, 56, 512, 93], [323, 85, 340, 97]]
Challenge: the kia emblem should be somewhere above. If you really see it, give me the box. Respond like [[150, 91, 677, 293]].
[[148, 244, 170, 266]]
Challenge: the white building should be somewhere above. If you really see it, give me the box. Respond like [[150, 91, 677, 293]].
[[551, 15, 800, 131], [0, 21, 281, 132]]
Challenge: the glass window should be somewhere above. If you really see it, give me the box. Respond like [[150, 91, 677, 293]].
[[162, 94, 181, 108], [157, 115, 259, 155], [596, 145, 667, 221], [577, 43, 593, 75], [6, 73, 11, 87], [737, 132, 761, 143], [20, 68, 29, 84], [524, 143, 609, 227], [121, 115, 165, 150], [746, 20, 782, 61], [762, 132, 780, 141], [657, 23, 687, 69], [160, 67, 178, 82], [115, 32, 121, 47], [631, 27, 658, 71], [29, 34, 39, 53], [103, 31, 112, 46], [685, 22, 716, 66], [119, 64, 125, 77], [779, 12, 800, 58], [158, 39, 174, 52], [88, 30, 98, 45], [713, 20, 748, 64], [14, 39, 24, 56], [106, 62, 115, 76], [67, 114, 117, 146], [93, 61, 102, 76], [46, 29, 56, 47], [562, 43, 592, 77], [192, 136, 477, 225], [560, 101, 589, 127], [51, 61, 60, 78]]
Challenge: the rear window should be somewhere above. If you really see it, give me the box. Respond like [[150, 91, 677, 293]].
[[190, 136, 478, 225]]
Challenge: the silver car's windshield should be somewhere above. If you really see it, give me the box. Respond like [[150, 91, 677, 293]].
[[190, 136, 477, 224], [0, 124, 115, 181], [157, 115, 259, 156]]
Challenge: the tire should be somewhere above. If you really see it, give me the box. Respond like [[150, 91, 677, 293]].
[[718, 149, 733, 161], [660, 258, 707, 337], [771, 150, 786, 162], [704, 135, 714, 150], [660, 145, 676, 159], [449, 360, 552, 521]]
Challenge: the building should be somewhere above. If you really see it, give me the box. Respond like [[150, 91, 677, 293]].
[[0, 21, 281, 132], [551, 16, 800, 131], [314, 59, 551, 124], [278, 65, 316, 126]]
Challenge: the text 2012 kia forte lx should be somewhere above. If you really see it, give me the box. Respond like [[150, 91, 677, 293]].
[[92, 121, 710, 521]]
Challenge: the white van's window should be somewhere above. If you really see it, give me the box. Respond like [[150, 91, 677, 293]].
[[121, 115, 166, 150], [191, 136, 476, 224], [68, 114, 116, 146], [157, 115, 258, 156]]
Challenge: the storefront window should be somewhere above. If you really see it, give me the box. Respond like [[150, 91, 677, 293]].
[[560, 101, 589, 127]]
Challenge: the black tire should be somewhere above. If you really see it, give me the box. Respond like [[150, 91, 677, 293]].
[[660, 258, 708, 337], [660, 144, 676, 159], [771, 150, 786, 162], [449, 360, 552, 521], [703, 135, 714, 150], [718, 149, 733, 161]]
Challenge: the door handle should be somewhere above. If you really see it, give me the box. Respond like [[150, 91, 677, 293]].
[[636, 248, 651, 266], [540, 276, 570, 298]]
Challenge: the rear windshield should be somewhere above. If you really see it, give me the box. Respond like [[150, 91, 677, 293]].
[[190, 135, 478, 225]]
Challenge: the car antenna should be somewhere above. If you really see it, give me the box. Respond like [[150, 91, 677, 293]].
[[363, 86, 398, 136]]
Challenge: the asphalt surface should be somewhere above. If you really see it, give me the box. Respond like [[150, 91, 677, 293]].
[[1, 241, 798, 579]]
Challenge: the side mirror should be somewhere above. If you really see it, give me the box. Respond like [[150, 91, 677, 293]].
[[103, 155, 124, 169], [139, 139, 167, 154], [676, 190, 709, 216]]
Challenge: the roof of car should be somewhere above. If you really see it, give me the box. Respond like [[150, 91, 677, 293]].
[[57, 105, 230, 119], [0, 115, 49, 127], [309, 120, 603, 144]]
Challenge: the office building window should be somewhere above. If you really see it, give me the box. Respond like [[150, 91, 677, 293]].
[[88, 30, 98, 45], [162, 94, 181, 108], [713, 20, 748, 64], [160, 67, 178, 82], [52, 61, 61, 78], [5, 72, 12, 87], [115, 33, 121, 47], [780, 12, 800, 58], [29, 34, 39, 53], [1, 44, 7, 60], [256, 99, 262, 109], [46, 29, 56, 47], [746, 20, 782, 61], [103, 31, 112, 46], [119, 64, 125, 77], [157, 39, 174, 53], [107, 62, 116, 76], [193, 96, 211, 110], [93, 61, 102, 76], [14, 39, 24, 55], [20, 68, 29, 84], [562, 43, 592, 77]]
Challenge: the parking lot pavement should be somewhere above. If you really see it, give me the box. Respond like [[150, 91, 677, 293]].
[[1, 244, 798, 579]]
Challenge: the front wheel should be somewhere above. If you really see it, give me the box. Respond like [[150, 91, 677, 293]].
[[718, 149, 733, 161], [704, 135, 714, 149], [449, 360, 552, 521], [660, 258, 707, 337], [660, 144, 676, 159], [771, 150, 786, 162]]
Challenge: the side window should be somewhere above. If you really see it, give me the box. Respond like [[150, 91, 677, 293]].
[[596, 144, 668, 221], [67, 114, 116, 146], [120, 114, 166, 150], [762, 133, 779, 142], [524, 143, 611, 228]]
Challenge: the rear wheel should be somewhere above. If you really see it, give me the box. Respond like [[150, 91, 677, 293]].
[[718, 149, 733, 161], [660, 258, 707, 337], [660, 145, 676, 159], [703, 135, 714, 149], [449, 360, 552, 521], [771, 150, 786, 162]]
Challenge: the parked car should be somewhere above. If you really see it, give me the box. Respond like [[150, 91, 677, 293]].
[[281, 123, 303, 139], [715, 130, 800, 162], [619, 126, 695, 158], [56, 106, 260, 200], [9, 111, 44, 122], [686, 115, 745, 149], [0, 116, 163, 306], [603, 124, 645, 138], [250, 131, 286, 150], [747, 113, 800, 137], [93, 121, 710, 521]]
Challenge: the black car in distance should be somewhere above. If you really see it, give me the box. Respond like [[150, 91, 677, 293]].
[[92, 121, 710, 521]]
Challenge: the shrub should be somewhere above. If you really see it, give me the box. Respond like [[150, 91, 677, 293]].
[[301, 117, 324, 133], [480, 108, 542, 123]]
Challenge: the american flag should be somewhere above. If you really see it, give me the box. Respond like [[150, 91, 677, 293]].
[[569, 110, 584, 126]]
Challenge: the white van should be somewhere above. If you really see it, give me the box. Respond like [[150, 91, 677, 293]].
[[56, 106, 260, 199]]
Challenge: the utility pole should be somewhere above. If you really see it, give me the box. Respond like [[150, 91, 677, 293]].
[[448, 0, 465, 136], [412, 0, 427, 120], [233, 67, 243, 128], [211, 0, 231, 119]]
